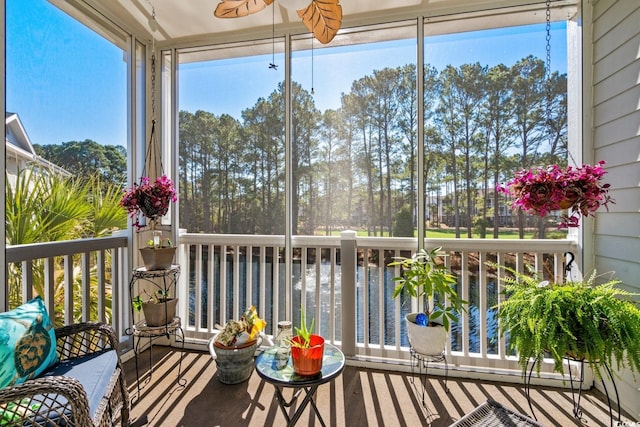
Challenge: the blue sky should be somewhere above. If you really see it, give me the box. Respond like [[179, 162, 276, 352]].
[[181, 23, 567, 121], [7, 0, 567, 148], [6, 0, 127, 147]]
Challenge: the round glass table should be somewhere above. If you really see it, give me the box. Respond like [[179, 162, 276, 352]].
[[255, 343, 345, 426]]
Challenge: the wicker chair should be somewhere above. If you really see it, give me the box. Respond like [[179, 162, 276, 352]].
[[0, 322, 130, 427], [449, 399, 544, 427]]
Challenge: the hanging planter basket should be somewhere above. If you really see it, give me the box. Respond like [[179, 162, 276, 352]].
[[498, 161, 614, 228], [137, 189, 172, 220], [120, 120, 177, 231]]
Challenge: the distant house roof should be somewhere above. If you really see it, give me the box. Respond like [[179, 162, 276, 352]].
[[6, 112, 70, 176]]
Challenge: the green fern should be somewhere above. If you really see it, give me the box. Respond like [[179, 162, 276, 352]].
[[496, 267, 640, 379]]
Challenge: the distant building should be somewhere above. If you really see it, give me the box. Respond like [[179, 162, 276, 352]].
[[435, 188, 562, 229], [5, 112, 69, 187]]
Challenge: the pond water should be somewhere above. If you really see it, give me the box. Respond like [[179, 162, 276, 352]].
[[189, 257, 502, 354]]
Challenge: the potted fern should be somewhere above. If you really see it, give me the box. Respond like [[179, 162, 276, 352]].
[[389, 247, 467, 356], [496, 267, 640, 379]]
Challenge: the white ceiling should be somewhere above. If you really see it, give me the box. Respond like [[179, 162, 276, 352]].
[[74, 0, 568, 47], [109, 0, 424, 42]]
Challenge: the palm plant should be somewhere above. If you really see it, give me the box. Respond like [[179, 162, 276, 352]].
[[85, 175, 128, 237], [6, 167, 125, 324]]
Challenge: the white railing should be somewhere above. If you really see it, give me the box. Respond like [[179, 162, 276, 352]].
[[4, 231, 580, 382], [5, 234, 130, 338], [177, 231, 579, 378]]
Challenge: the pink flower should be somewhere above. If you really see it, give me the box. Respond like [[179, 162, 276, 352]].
[[497, 161, 614, 228], [120, 174, 177, 230]]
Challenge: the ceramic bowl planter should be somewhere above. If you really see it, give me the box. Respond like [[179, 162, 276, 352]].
[[405, 313, 447, 356], [142, 298, 178, 327], [209, 337, 262, 384], [208, 306, 267, 384], [139, 246, 176, 270], [291, 334, 325, 376]]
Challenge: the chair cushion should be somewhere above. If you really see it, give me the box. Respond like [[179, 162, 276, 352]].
[[41, 350, 118, 420], [0, 297, 58, 388]]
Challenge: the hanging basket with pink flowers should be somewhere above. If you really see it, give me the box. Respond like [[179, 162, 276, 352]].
[[498, 161, 614, 228], [121, 174, 177, 229], [120, 120, 177, 230]]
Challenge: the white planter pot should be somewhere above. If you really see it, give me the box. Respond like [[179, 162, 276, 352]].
[[405, 313, 447, 356]]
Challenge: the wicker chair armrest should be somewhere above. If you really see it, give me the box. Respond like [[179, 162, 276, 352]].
[[55, 322, 118, 361], [0, 375, 93, 427]]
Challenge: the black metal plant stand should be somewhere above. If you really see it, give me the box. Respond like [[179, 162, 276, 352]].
[[126, 265, 186, 401], [524, 356, 620, 427], [409, 347, 448, 416], [565, 356, 620, 426]]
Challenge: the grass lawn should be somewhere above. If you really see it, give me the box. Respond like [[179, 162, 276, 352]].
[[339, 228, 567, 239], [424, 228, 536, 239]]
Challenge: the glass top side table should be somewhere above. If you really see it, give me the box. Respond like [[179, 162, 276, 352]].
[[255, 343, 345, 426]]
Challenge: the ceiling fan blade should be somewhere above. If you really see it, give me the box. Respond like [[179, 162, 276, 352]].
[[214, 0, 275, 18], [298, 0, 342, 44]]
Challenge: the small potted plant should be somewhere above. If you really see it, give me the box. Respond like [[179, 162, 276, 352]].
[[208, 306, 266, 384], [498, 161, 614, 228], [132, 288, 178, 327], [389, 247, 467, 356], [138, 236, 176, 271], [290, 308, 324, 376], [496, 266, 640, 379]]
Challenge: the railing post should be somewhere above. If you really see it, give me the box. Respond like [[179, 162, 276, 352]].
[[341, 230, 357, 357], [112, 229, 129, 340], [177, 228, 188, 331]]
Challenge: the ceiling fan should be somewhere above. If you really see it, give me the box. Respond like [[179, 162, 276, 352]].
[[213, 0, 342, 44]]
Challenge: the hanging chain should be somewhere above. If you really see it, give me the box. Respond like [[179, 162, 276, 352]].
[[143, 32, 161, 178], [149, 1, 157, 120], [545, 0, 553, 147], [147, 0, 157, 123], [545, 0, 551, 77], [151, 52, 156, 120], [140, 0, 163, 191]]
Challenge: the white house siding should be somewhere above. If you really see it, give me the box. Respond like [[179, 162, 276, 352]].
[[590, 0, 640, 417]]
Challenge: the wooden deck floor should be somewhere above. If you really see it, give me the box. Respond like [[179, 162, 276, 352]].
[[123, 347, 633, 427]]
